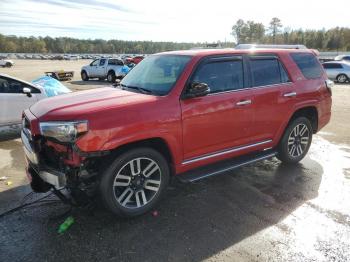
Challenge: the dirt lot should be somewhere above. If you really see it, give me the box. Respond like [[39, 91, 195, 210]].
[[0, 59, 110, 91], [0, 60, 350, 262]]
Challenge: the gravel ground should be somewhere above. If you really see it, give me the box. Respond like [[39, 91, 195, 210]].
[[0, 59, 111, 91], [0, 60, 349, 262]]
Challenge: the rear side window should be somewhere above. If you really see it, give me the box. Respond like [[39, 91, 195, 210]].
[[108, 59, 124, 66], [323, 63, 343, 69], [290, 53, 323, 79], [250, 58, 289, 86], [192, 59, 244, 93]]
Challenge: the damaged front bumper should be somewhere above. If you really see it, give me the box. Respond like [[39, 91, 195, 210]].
[[22, 130, 67, 189]]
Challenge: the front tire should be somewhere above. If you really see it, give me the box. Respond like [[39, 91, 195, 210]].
[[277, 117, 313, 164], [5, 62, 12, 67], [336, 74, 348, 83], [99, 148, 170, 217], [81, 71, 89, 81]]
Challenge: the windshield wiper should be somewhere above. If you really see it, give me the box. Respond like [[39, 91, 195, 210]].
[[121, 84, 155, 95]]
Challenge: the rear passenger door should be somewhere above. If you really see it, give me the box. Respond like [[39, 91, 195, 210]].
[[248, 55, 296, 144], [181, 56, 255, 161]]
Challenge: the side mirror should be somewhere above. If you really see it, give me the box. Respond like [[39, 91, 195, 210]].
[[23, 87, 32, 97], [185, 82, 210, 99]]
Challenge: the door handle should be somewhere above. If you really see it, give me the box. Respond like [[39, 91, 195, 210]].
[[283, 92, 296, 97], [236, 99, 252, 106]]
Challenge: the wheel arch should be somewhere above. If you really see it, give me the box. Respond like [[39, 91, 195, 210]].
[[107, 69, 116, 75], [287, 106, 318, 134], [103, 137, 176, 175], [81, 69, 89, 77]]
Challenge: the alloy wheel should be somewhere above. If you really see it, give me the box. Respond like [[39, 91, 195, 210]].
[[113, 157, 161, 209], [287, 123, 310, 157], [337, 74, 347, 83]]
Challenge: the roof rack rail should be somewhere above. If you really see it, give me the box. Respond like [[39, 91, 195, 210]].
[[235, 44, 308, 50]]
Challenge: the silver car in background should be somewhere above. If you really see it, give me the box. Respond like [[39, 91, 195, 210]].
[[334, 55, 350, 62], [322, 61, 350, 83]]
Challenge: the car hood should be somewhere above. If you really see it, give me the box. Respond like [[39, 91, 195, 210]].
[[30, 87, 158, 120]]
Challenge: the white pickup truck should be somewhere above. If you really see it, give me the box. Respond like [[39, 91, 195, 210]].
[[81, 58, 129, 82]]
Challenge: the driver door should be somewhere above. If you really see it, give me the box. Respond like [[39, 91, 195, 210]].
[[95, 58, 107, 77], [180, 56, 255, 161], [88, 59, 99, 77], [0, 77, 40, 126]]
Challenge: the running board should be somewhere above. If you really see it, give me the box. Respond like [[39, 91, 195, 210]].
[[177, 149, 277, 183]]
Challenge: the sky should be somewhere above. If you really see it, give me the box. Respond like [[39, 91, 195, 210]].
[[0, 0, 349, 43]]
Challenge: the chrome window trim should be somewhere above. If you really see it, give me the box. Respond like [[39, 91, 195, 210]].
[[182, 139, 273, 165], [207, 82, 293, 97]]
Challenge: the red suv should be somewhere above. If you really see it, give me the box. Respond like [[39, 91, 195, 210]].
[[22, 48, 332, 217]]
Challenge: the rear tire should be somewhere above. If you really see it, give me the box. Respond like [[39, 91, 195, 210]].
[[107, 71, 116, 83], [81, 71, 89, 81], [99, 147, 170, 217], [277, 117, 313, 164], [5, 62, 12, 67], [336, 74, 348, 83]]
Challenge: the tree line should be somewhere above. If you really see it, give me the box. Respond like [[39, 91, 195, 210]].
[[0, 17, 349, 54], [232, 17, 350, 51], [0, 34, 209, 54]]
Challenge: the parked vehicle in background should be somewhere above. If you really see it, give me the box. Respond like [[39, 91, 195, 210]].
[[334, 55, 350, 62], [322, 61, 350, 83], [45, 70, 74, 81], [81, 58, 130, 82], [0, 59, 14, 67], [0, 74, 70, 128], [125, 55, 144, 65], [22, 48, 332, 217], [63, 55, 79, 60]]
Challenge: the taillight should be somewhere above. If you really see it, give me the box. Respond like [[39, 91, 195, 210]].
[[325, 79, 334, 95]]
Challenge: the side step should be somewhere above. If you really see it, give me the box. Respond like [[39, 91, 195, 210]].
[[177, 149, 277, 183]]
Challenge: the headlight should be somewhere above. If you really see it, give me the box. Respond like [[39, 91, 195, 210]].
[[39, 121, 88, 143]]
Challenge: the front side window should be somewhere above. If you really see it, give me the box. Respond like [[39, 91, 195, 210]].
[[290, 53, 323, 79], [192, 59, 244, 93], [90, 59, 98, 66], [99, 59, 106, 66], [120, 55, 191, 96], [250, 58, 288, 86], [0, 77, 25, 93]]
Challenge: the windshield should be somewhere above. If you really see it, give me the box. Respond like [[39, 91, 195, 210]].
[[120, 54, 191, 95]]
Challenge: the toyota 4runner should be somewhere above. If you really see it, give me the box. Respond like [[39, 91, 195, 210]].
[[22, 48, 332, 217]]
